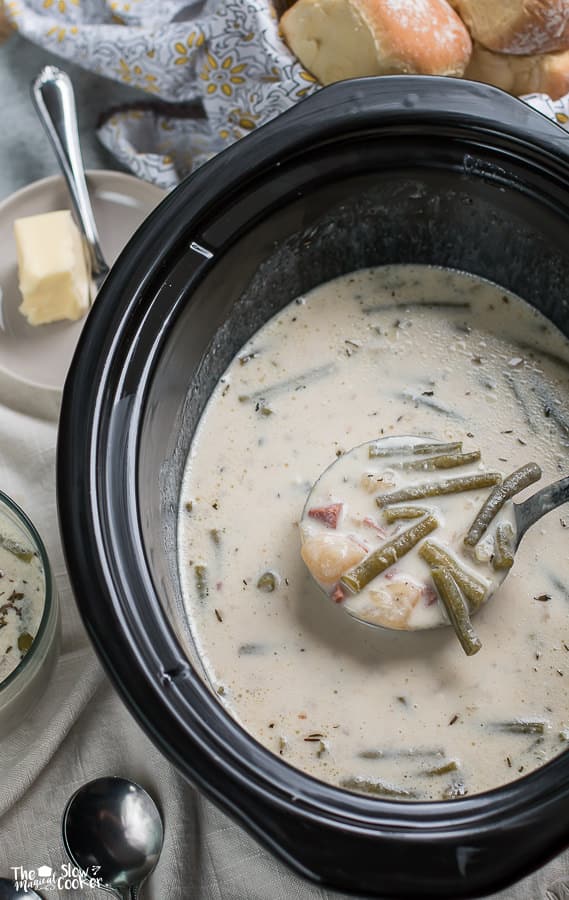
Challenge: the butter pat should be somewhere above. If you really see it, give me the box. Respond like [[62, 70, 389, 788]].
[[14, 210, 90, 325]]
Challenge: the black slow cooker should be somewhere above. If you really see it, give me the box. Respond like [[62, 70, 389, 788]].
[[58, 76, 569, 898]]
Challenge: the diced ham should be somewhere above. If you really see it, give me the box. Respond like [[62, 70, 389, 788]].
[[422, 585, 438, 607], [308, 502, 343, 529], [363, 517, 387, 538], [330, 584, 346, 604]]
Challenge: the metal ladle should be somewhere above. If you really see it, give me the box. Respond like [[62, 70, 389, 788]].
[[31, 65, 109, 295], [62, 776, 164, 900], [302, 435, 569, 632]]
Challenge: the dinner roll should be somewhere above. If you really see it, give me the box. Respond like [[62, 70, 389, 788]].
[[449, 0, 569, 55], [465, 42, 569, 99], [281, 0, 472, 85]]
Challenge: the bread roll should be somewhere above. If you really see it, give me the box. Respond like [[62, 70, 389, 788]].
[[281, 0, 472, 86], [449, 0, 569, 55], [465, 41, 569, 98]]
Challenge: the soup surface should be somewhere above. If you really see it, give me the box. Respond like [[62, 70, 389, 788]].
[[178, 265, 569, 801]]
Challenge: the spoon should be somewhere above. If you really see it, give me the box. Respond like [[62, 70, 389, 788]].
[[30, 65, 109, 295], [0, 880, 42, 900], [301, 435, 569, 635], [62, 776, 164, 900]]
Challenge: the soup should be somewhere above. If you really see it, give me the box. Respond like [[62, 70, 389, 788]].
[[178, 265, 569, 801]]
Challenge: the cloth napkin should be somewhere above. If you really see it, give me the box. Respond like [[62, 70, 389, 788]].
[[5, 0, 318, 188], [6, 0, 569, 191]]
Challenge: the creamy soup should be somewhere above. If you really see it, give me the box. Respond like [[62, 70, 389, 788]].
[[178, 265, 569, 801], [0, 507, 44, 684]]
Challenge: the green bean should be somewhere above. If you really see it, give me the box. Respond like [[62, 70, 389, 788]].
[[0, 535, 34, 562], [419, 541, 488, 610], [368, 440, 462, 459], [504, 372, 538, 433], [400, 450, 481, 471], [412, 441, 463, 456], [17, 632, 33, 654], [363, 301, 471, 313], [430, 566, 482, 656], [376, 472, 502, 508], [238, 363, 335, 403], [358, 747, 444, 760], [383, 506, 428, 523], [493, 720, 548, 735], [194, 564, 208, 601], [238, 643, 267, 656], [401, 390, 466, 421], [257, 571, 278, 592], [493, 523, 515, 571], [423, 760, 458, 777], [464, 462, 541, 546], [340, 515, 439, 593], [340, 776, 418, 799]]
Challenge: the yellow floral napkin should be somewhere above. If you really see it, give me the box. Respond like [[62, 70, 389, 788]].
[[522, 91, 569, 128], [6, 3, 569, 188], [5, 0, 318, 187]]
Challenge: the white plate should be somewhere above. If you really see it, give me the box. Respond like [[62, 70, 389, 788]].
[[0, 171, 165, 393]]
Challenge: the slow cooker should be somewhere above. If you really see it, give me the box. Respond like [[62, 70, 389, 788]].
[[57, 76, 569, 898]]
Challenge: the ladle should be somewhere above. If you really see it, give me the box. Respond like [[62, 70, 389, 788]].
[[302, 436, 569, 641]]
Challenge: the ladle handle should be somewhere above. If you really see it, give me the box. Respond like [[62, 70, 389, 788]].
[[514, 474, 569, 545], [30, 65, 109, 285]]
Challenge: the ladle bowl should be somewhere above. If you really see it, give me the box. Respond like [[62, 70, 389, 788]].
[[301, 435, 569, 638]]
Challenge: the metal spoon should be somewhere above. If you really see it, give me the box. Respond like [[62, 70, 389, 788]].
[[62, 776, 164, 900], [302, 435, 569, 631], [30, 65, 109, 295], [0, 879, 42, 900]]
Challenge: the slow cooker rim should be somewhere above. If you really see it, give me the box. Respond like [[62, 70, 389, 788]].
[[58, 75, 569, 897]]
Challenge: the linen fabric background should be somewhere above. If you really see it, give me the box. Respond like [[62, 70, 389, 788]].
[[1, 1, 569, 898]]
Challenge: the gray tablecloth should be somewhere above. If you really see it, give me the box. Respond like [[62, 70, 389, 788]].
[[0, 26, 568, 900]]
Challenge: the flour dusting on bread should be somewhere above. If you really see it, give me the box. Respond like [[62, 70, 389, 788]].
[[383, 0, 434, 29], [450, 0, 569, 56]]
